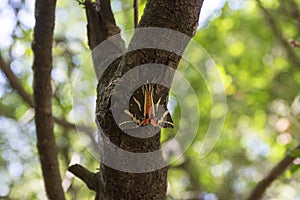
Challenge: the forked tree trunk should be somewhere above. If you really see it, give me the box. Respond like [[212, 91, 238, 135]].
[[69, 1, 204, 199]]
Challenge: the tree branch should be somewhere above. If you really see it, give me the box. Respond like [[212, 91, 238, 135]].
[[84, 0, 124, 49], [94, 0, 204, 199], [68, 164, 99, 191], [32, 0, 65, 199], [0, 53, 99, 152], [289, 0, 300, 31], [289, 39, 300, 48], [256, 0, 300, 68], [0, 55, 34, 107], [246, 144, 300, 200], [133, 0, 139, 28]]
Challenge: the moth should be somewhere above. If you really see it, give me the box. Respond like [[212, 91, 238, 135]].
[[119, 84, 174, 129]]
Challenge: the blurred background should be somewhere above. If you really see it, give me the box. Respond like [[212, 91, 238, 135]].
[[1, 0, 300, 199]]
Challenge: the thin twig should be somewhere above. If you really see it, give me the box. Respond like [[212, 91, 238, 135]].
[[289, 39, 300, 48], [246, 144, 300, 200]]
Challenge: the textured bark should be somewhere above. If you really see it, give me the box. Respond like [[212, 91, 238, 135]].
[[133, 0, 139, 28], [95, 1, 204, 199], [85, 0, 123, 49], [68, 164, 99, 191], [138, 0, 201, 37], [69, 0, 204, 199], [32, 0, 65, 199]]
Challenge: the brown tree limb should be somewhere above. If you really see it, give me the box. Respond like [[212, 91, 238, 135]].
[[74, 0, 204, 199], [246, 144, 300, 200], [289, 0, 300, 31], [289, 39, 300, 48], [84, 0, 106, 50], [68, 164, 99, 191], [32, 0, 65, 199], [256, 0, 300, 68], [94, 0, 204, 199], [0, 55, 34, 107], [84, 0, 124, 50], [133, 0, 139, 28], [0, 54, 99, 152]]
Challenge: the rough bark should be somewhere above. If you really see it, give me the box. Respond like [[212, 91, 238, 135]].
[[69, 0, 204, 199], [85, 0, 122, 50], [133, 0, 139, 28], [95, 1, 203, 199], [32, 0, 65, 199]]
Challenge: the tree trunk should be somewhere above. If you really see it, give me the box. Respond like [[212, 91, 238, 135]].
[[95, 1, 203, 199], [32, 0, 66, 199], [69, 0, 204, 199]]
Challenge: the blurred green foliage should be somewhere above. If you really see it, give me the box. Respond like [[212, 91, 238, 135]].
[[0, 0, 300, 199]]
